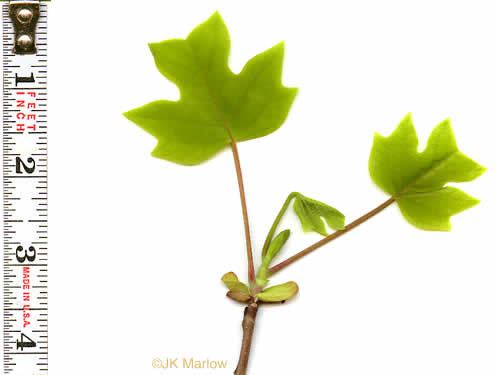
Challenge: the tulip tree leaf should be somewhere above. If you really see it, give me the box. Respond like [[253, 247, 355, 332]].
[[123, 11, 298, 165], [221, 272, 250, 295], [256, 281, 299, 302], [369, 113, 486, 230], [293, 193, 345, 236]]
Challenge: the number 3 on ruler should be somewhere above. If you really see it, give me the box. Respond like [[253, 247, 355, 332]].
[[16, 245, 36, 263]]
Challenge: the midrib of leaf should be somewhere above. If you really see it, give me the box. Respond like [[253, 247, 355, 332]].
[[395, 151, 458, 199], [199, 73, 235, 139], [186, 40, 235, 142]]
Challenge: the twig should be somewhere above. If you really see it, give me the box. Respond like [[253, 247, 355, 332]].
[[234, 302, 259, 375]]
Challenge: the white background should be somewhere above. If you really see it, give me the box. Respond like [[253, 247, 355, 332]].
[[3, 0, 497, 374]]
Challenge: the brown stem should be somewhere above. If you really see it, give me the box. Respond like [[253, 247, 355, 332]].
[[269, 197, 395, 274], [234, 302, 259, 375], [229, 141, 255, 284]]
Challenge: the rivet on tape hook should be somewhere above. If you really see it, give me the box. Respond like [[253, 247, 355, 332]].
[[9, 1, 40, 55]]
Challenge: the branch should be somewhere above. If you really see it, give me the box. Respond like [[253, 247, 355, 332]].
[[269, 197, 395, 274], [234, 302, 259, 375]]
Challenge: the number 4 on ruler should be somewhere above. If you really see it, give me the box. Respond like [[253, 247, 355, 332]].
[[17, 333, 37, 350]]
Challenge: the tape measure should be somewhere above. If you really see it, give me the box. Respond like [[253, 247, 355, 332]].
[[2, 1, 49, 373]]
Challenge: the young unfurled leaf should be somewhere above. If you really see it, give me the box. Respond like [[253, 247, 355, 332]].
[[256, 281, 299, 302], [265, 229, 290, 260], [369, 113, 486, 230], [293, 193, 345, 235], [256, 230, 290, 287], [227, 290, 251, 303], [123, 12, 298, 165], [221, 272, 251, 295]]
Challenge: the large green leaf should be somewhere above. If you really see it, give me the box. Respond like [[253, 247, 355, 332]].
[[369, 113, 486, 230], [123, 12, 298, 165]]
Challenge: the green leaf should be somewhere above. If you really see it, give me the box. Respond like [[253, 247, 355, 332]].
[[293, 193, 345, 235], [123, 11, 298, 165], [266, 229, 290, 260], [221, 272, 250, 294], [369, 113, 486, 230], [256, 281, 299, 302], [256, 230, 290, 288]]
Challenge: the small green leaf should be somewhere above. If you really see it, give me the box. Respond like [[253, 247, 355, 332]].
[[256, 230, 290, 287], [369, 113, 486, 230], [226, 290, 251, 303], [256, 281, 299, 302], [221, 272, 250, 294], [293, 193, 345, 235], [266, 229, 290, 260], [123, 11, 298, 165]]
